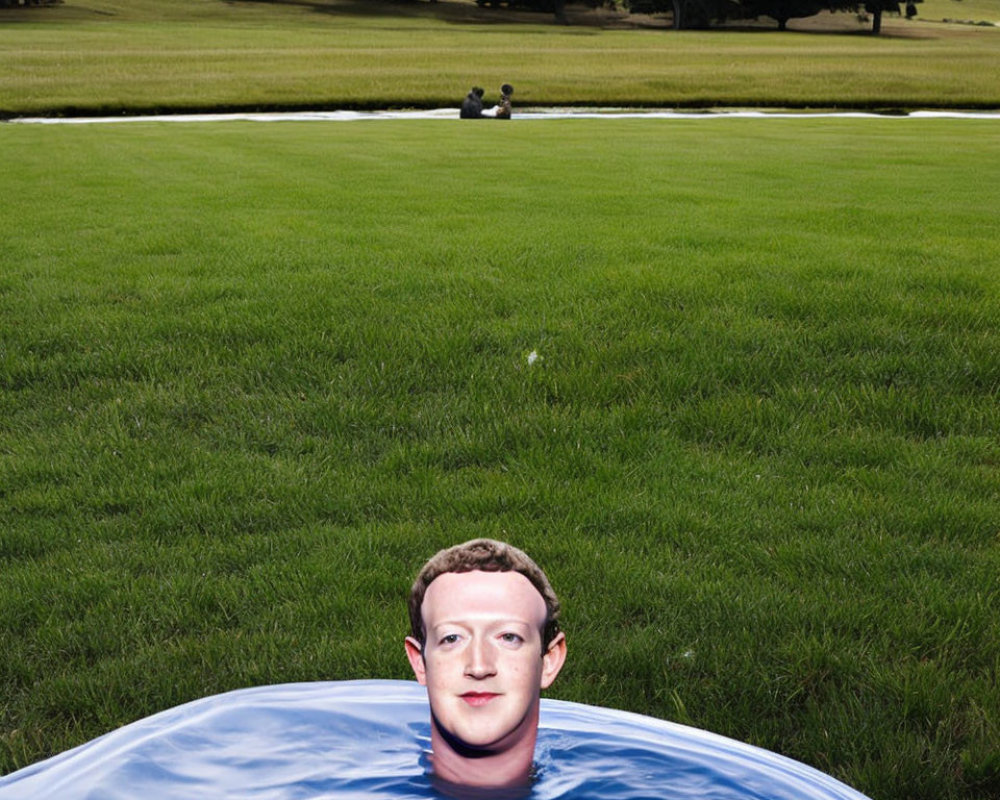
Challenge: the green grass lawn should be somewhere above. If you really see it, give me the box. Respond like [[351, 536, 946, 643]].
[[2, 0, 1000, 115], [919, 0, 1000, 23], [1, 117, 998, 798]]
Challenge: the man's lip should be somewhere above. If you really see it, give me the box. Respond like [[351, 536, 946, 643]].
[[460, 692, 500, 706]]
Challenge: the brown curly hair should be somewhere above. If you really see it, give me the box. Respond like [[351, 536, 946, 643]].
[[408, 538, 561, 650]]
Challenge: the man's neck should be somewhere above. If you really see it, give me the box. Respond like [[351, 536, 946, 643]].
[[428, 723, 537, 791]]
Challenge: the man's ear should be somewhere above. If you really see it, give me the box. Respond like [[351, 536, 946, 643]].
[[539, 631, 567, 690], [405, 636, 428, 686]]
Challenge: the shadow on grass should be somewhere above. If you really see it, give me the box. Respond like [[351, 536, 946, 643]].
[[1, 0, 948, 38], [228, 0, 667, 29], [228, 0, 946, 38]]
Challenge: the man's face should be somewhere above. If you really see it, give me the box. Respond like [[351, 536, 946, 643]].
[[405, 570, 566, 755]]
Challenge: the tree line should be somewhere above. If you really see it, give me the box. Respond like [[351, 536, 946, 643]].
[[0, 0, 918, 35], [475, 0, 920, 32]]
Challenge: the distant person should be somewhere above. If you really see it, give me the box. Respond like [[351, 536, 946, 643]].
[[404, 539, 567, 791], [460, 87, 485, 119], [482, 83, 514, 119]]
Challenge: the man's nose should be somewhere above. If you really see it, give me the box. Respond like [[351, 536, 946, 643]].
[[464, 638, 497, 679]]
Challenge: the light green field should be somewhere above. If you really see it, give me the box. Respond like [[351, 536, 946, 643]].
[[920, 0, 1000, 23], [1, 0, 999, 115], [1, 117, 998, 798]]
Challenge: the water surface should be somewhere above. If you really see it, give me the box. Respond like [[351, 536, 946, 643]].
[[0, 680, 872, 800]]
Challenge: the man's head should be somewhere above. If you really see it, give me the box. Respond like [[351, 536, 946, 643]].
[[405, 539, 567, 788]]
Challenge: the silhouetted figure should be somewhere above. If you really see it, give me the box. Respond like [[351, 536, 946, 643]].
[[460, 87, 485, 119]]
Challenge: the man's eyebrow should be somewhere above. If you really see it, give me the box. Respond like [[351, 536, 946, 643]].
[[430, 617, 536, 629]]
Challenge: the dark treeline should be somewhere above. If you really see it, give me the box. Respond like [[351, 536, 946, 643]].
[[475, 0, 919, 32], [0, 0, 916, 34]]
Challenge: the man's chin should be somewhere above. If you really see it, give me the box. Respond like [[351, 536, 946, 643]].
[[431, 713, 523, 757], [437, 724, 506, 756]]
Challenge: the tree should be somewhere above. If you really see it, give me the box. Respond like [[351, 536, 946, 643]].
[[629, 0, 736, 29], [863, 0, 901, 33], [672, 0, 713, 28], [741, 0, 824, 29]]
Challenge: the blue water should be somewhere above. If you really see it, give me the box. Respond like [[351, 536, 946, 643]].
[[0, 680, 871, 799]]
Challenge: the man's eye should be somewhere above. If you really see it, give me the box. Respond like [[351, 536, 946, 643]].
[[439, 634, 460, 645], [499, 633, 523, 644]]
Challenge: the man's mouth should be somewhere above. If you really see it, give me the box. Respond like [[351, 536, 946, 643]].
[[460, 692, 500, 707]]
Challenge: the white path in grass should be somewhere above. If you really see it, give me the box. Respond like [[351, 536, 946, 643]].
[[8, 108, 1000, 124]]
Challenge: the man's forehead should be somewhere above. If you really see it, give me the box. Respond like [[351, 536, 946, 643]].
[[421, 570, 547, 623]]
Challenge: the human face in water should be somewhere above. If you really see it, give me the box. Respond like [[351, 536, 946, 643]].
[[406, 570, 566, 756]]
